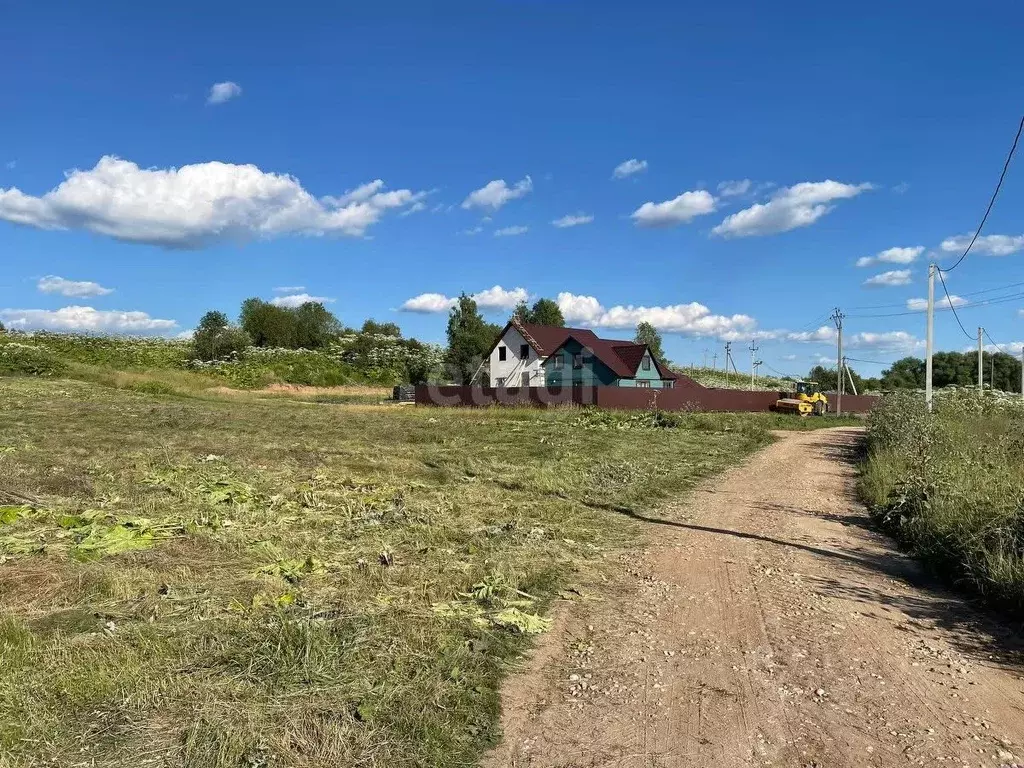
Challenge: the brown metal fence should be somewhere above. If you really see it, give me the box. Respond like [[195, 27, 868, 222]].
[[415, 376, 879, 414]]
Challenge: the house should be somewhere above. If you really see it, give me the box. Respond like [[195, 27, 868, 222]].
[[485, 318, 678, 389]]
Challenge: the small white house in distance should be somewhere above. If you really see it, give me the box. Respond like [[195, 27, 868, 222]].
[[483, 317, 678, 388]]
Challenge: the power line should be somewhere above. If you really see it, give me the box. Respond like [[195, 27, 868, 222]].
[[937, 267, 974, 340], [846, 279, 1024, 311], [983, 328, 1009, 355], [848, 289, 1024, 318], [942, 114, 1024, 272], [845, 356, 889, 366]]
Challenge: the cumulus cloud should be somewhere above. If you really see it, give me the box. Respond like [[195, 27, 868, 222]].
[[612, 159, 648, 179], [494, 225, 528, 237], [906, 295, 967, 311], [37, 275, 114, 298], [786, 326, 837, 343], [461, 176, 532, 210], [400, 285, 529, 313], [459, 225, 483, 236], [273, 285, 305, 293], [269, 293, 334, 308], [848, 331, 922, 352], [0, 305, 176, 333], [552, 213, 594, 228], [555, 292, 756, 339], [856, 246, 924, 267], [863, 269, 912, 287], [711, 180, 871, 238], [631, 190, 717, 227], [716, 179, 752, 197], [940, 233, 1024, 257], [207, 81, 242, 105], [0, 156, 426, 248]]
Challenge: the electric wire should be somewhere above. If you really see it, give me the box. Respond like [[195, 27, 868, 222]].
[[937, 268, 974, 340], [845, 279, 1024, 311], [941, 114, 1024, 272], [983, 328, 1009, 355], [847, 289, 1024, 318]]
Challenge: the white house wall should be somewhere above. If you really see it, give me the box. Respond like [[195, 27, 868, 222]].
[[489, 326, 546, 386]]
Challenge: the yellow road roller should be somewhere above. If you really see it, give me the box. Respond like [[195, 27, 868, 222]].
[[775, 381, 829, 416]]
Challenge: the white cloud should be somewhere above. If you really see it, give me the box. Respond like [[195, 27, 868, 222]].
[[856, 245, 924, 267], [459, 225, 483, 236], [848, 331, 922, 353], [781, 354, 797, 361], [269, 293, 334, 308], [612, 159, 648, 179], [461, 176, 532, 210], [0, 156, 426, 248], [4, 161, 15, 170], [863, 269, 912, 287], [892, 182, 910, 194], [174, 329, 195, 340], [207, 81, 242, 105], [37, 275, 114, 298], [494, 225, 528, 237], [400, 293, 455, 313], [711, 180, 872, 238], [273, 285, 305, 293], [631, 190, 717, 227], [555, 291, 755, 339], [400, 200, 428, 216], [786, 326, 837, 343], [472, 285, 529, 309], [716, 179, 752, 197], [980, 340, 1024, 354], [552, 213, 594, 228], [940, 233, 1024, 257], [399, 285, 528, 314], [0, 305, 176, 333], [906, 295, 967, 311]]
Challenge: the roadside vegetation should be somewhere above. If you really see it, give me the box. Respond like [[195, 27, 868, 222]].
[[0, 375, 837, 767], [861, 389, 1024, 612]]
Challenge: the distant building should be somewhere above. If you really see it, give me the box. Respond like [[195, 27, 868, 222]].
[[486, 318, 677, 388]]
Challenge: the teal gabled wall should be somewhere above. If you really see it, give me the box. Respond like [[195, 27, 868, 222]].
[[543, 338, 618, 386]]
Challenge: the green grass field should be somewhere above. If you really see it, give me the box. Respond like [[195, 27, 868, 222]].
[[0, 373, 855, 767]]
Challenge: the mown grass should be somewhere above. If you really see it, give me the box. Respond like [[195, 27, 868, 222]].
[[860, 389, 1024, 613], [0, 375, 842, 767]]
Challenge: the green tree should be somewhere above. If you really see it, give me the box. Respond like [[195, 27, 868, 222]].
[[512, 297, 565, 327], [634, 321, 666, 362], [526, 298, 564, 327], [294, 302, 342, 349], [240, 298, 297, 348], [445, 294, 500, 384], [880, 357, 925, 389], [361, 319, 402, 337], [192, 310, 251, 361], [0, 320, 6, 333]]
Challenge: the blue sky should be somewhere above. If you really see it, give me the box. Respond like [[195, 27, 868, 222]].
[[2, 1, 1023, 377]]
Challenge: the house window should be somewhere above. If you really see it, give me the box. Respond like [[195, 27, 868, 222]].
[[663, 380, 674, 389], [641, 354, 651, 371], [553, 353, 564, 369], [498, 346, 507, 361], [520, 344, 529, 359], [573, 353, 584, 369], [637, 380, 651, 388]]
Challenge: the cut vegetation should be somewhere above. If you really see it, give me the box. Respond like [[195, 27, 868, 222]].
[[0, 372, 850, 767]]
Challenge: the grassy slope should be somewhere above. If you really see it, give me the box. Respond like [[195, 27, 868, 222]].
[[860, 390, 1024, 613], [0, 376, 850, 767]]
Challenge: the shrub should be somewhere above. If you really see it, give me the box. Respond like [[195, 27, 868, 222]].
[[0, 343, 68, 377], [862, 389, 1024, 613]]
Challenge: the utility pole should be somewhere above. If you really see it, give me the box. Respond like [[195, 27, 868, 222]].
[[925, 263, 935, 411], [843, 356, 858, 396], [978, 327, 984, 393], [749, 340, 759, 389], [703, 348, 709, 368], [831, 308, 844, 416], [724, 342, 732, 384], [711, 352, 718, 372]]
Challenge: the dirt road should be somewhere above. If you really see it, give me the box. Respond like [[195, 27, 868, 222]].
[[486, 428, 1024, 768]]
